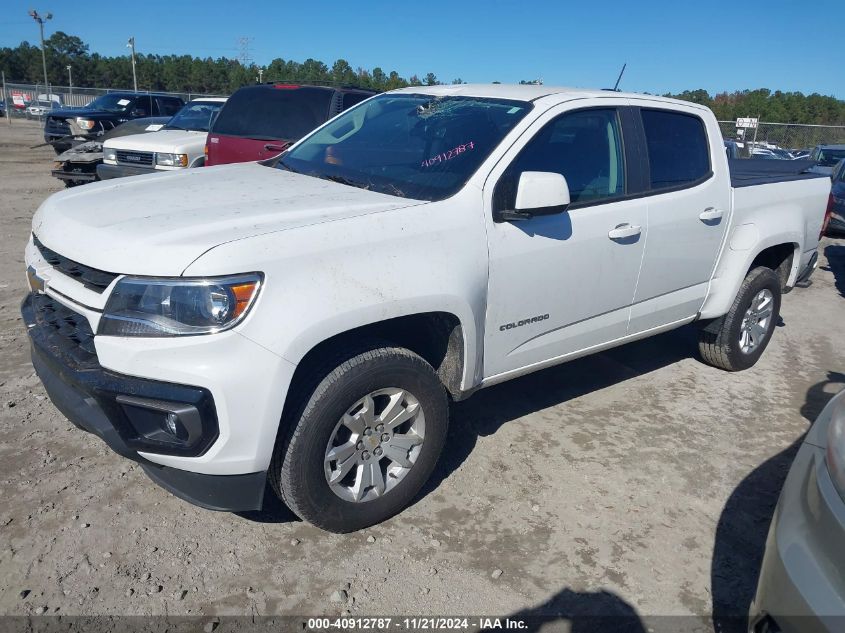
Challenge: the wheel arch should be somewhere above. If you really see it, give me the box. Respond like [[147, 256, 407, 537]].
[[699, 234, 801, 319], [285, 310, 474, 403]]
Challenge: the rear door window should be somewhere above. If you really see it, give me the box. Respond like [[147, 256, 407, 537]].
[[641, 109, 711, 190], [212, 86, 335, 141]]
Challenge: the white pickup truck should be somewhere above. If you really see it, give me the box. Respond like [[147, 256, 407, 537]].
[[97, 98, 226, 180], [23, 85, 829, 532]]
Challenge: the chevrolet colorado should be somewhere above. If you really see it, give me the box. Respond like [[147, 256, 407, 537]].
[[23, 85, 830, 532]]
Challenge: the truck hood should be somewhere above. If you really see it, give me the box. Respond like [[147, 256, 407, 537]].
[[49, 108, 122, 120], [104, 129, 206, 152], [33, 162, 426, 276]]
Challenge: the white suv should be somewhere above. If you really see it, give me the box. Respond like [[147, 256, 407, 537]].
[[98, 98, 226, 179]]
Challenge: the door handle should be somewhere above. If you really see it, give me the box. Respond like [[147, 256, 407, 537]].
[[699, 207, 724, 222], [608, 223, 642, 240]]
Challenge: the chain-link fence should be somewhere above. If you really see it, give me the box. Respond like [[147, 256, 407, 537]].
[[1, 82, 225, 120], [718, 120, 845, 152]]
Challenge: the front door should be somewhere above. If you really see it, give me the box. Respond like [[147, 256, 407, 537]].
[[482, 102, 648, 380]]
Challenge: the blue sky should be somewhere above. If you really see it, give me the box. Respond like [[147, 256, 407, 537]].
[[1, 0, 841, 98]]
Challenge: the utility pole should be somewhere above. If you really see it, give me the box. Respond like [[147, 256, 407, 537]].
[[28, 9, 53, 97], [66, 65, 73, 96], [127, 36, 138, 93], [2, 71, 10, 126]]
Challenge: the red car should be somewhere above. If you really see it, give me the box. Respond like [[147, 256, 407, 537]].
[[205, 83, 375, 166]]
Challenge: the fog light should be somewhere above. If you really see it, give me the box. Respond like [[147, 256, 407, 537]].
[[117, 395, 203, 448], [165, 412, 180, 437]]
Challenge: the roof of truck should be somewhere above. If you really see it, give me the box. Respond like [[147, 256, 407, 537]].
[[390, 83, 706, 109]]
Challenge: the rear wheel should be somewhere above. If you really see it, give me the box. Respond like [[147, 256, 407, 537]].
[[698, 266, 781, 371], [270, 345, 448, 533]]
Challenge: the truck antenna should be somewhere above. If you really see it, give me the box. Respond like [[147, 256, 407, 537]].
[[613, 63, 627, 92]]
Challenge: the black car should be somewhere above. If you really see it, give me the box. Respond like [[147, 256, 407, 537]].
[[43, 92, 184, 153]]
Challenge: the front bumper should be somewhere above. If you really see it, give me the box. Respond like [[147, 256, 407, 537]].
[[22, 292, 267, 512], [750, 430, 845, 631], [96, 162, 159, 180]]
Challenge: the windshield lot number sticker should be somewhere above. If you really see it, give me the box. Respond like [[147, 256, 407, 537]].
[[421, 141, 474, 168]]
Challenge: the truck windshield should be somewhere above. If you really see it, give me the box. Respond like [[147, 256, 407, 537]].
[[165, 101, 224, 132], [86, 94, 136, 113], [276, 94, 532, 201]]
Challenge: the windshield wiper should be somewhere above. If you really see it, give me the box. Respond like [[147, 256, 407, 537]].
[[320, 174, 370, 190], [277, 158, 301, 174]]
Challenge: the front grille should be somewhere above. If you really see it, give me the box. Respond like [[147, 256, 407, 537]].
[[29, 293, 98, 370], [45, 116, 70, 137], [116, 150, 153, 166], [34, 235, 118, 293]]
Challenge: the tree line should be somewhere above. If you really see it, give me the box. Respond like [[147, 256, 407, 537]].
[[664, 88, 845, 126], [0, 32, 455, 94], [2, 32, 844, 125]]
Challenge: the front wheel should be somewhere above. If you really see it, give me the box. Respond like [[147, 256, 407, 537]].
[[698, 266, 782, 371], [270, 345, 448, 533]]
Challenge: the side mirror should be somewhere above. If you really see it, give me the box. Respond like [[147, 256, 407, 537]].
[[498, 171, 571, 222]]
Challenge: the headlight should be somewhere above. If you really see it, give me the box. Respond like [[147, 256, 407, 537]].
[[99, 274, 262, 337], [155, 152, 189, 167], [826, 395, 845, 500], [75, 118, 96, 130], [103, 148, 117, 163]]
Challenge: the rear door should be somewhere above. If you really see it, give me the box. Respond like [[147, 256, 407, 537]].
[[627, 105, 731, 334]]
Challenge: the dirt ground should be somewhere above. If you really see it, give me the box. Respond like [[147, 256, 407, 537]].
[[1, 118, 843, 631]]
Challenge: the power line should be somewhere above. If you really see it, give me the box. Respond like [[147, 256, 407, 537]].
[[237, 36, 253, 67]]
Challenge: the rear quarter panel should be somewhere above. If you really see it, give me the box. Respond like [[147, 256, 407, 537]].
[[699, 177, 830, 319]]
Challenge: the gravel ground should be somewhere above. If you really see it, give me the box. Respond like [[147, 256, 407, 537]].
[[1, 119, 843, 631]]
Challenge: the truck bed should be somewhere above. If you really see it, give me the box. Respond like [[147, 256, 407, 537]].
[[729, 158, 829, 188]]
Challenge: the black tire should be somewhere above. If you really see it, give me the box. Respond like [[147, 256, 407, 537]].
[[270, 345, 448, 533], [698, 266, 782, 371]]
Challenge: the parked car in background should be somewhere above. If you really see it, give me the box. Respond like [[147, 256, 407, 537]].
[[51, 117, 171, 188], [770, 148, 795, 160], [750, 388, 845, 633], [98, 98, 226, 180], [751, 149, 781, 159], [43, 92, 184, 153], [791, 149, 810, 159], [809, 144, 845, 175], [724, 139, 740, 159], [23, 85, 830, 532], [0, 100, 5, 117], [205, 83, 375, 166], [27, 100, 59, 118], [827, 159, 845, 235]]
